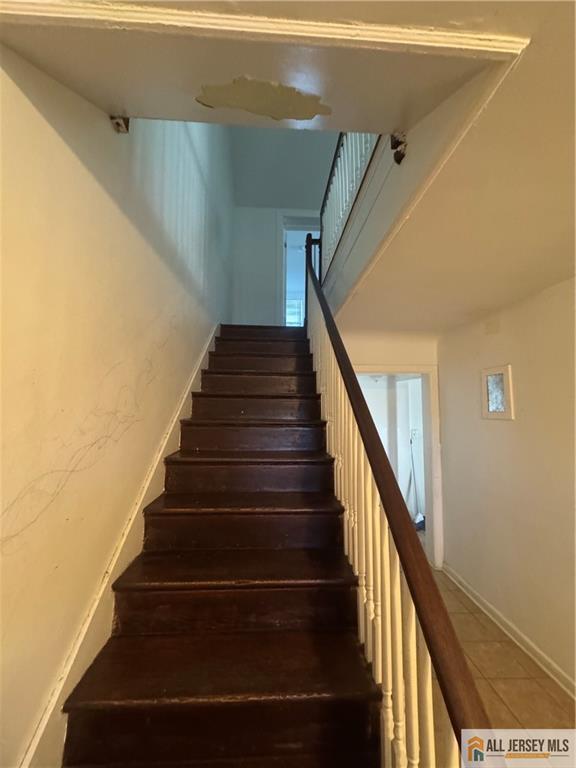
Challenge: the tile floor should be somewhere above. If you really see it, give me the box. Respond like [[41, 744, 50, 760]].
[[432, 569, 575, 729]]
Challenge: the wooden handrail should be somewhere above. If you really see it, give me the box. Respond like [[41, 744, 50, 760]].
[[305, 240, 490, 740]]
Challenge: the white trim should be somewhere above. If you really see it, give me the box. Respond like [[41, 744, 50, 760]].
[[0, 2, 530, 59], [354, 364, 444, 569], [18, 325, 218, 768], [442, 564, 576, 697], [277, 210, 319, 327], [331, 50, 527, 316]]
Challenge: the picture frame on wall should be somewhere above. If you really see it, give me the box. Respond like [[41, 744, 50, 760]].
[[481, 365, 515, 420]]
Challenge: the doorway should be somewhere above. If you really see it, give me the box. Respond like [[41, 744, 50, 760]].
[[357, 372, 439, 562], [282, 219, 319, 327]]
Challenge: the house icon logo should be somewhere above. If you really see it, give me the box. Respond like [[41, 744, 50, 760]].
[[467, 736, 485, 762]]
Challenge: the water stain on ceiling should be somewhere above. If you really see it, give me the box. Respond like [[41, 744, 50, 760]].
[[196, 76, 332, 121]]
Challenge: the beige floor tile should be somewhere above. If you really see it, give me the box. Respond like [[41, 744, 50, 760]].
[[466, 655, 484, 679], [434, 652, 484, 680], [475, 679, 522, 728], [473, 612, 510, 642], [490, 678, 576, 728], [452, 589, 483, 613], [450, 613, 500, 643], [440, 589, 471, 614], [507, 646, 547, 678], [463, 642, 535, 679], [536, 678, 576, 719], [433, 570, 458, 592]]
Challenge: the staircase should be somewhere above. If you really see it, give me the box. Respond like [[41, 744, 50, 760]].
[[63, 324, 381, 768]]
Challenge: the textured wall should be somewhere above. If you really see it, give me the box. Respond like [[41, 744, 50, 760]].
[[1, 46, 234, 767]]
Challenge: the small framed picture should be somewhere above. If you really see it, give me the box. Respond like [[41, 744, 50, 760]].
[[481, 365, 514, 420]]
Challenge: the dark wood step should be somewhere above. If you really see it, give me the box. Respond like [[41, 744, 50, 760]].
[[219, 324, 307, 340], [209, 352, 313, 373], [180, 420, 326, 452], [202, 371, 316, 395], [215, 338, 310, 355], [191, 393, 321, 422], [113, 551, 357, 634], [64, 703, 379, 766], [144, 511, 343, 552], [143, 494, 343, 551], [164, 451, 334, 494], [144, 492, 344, 515], [63, 633, 380, 764], [64, 752, 380, 768]]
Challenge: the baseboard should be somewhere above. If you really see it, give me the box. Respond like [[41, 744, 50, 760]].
[[441, 563, 575, 698], [21, 325, 218, 768]]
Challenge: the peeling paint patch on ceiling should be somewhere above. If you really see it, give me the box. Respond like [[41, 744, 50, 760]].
[[196, 76, 332, 121]]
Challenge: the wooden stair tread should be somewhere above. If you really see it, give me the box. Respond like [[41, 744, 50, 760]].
[[69, 755, 378, 768], [145, 492, 343, 515], [114, 551, 356, 590], [165, 450, 333, 465], [64, 632, 380, 710], [210, 351, 312, 358], [63, 323, 378, 766], [181, 419, 326, 427], [203, 370, 315, 377], [192, 392, 320, 399]]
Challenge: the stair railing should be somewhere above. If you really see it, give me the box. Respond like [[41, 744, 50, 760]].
[[320, 132, 379, 282], [305, 236, 490, 767]]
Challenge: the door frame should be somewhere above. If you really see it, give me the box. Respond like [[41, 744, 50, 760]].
[[354, 364, 444, 569], [277, 211, 320, 326]]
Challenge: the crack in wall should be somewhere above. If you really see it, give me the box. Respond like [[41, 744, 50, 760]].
[[0, 313, 185, 550]]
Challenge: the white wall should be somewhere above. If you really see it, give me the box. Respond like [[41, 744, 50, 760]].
[[438, 278, 575, 687], [0, 46, 234, 767], [230, 126, 338, 209], [231, 207, 318, 325], [325, 63, 504, 318], [341, 329, 437, 369]]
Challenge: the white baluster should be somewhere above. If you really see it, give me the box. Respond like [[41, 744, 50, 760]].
[[401, 573, 420, 768], [363, 459, 375, 665], [346, 397, 356, 574], [377, 488, 394, 768], [417, 622, 436, 768], [355, 428, 366, 647], [390, 538, 408, 768]]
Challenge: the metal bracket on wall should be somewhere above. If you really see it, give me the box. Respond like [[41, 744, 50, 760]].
[[110, 116, 130, 134], [390, 132, 407, 165]]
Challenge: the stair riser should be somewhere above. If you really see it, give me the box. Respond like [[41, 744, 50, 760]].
[[63, 701, 379, 765], [113, 587, 357, 635], [215, 339, 310, 355], [209, 353, 313, 373], [165, 463, 333, 493], [144, 514, 343, 551], [192, 396, 320, 421], [219, 325, 306, 340], [180, 424, 325, 452], [202, 372, 316, 395], [64, 754, 380, 768]]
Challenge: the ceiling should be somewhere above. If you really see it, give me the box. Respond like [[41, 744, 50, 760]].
[[335, 1, 574, 334], [229, 126, 338, 209], [0, 1, 570, 335], [0, 1, 525, 134]]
